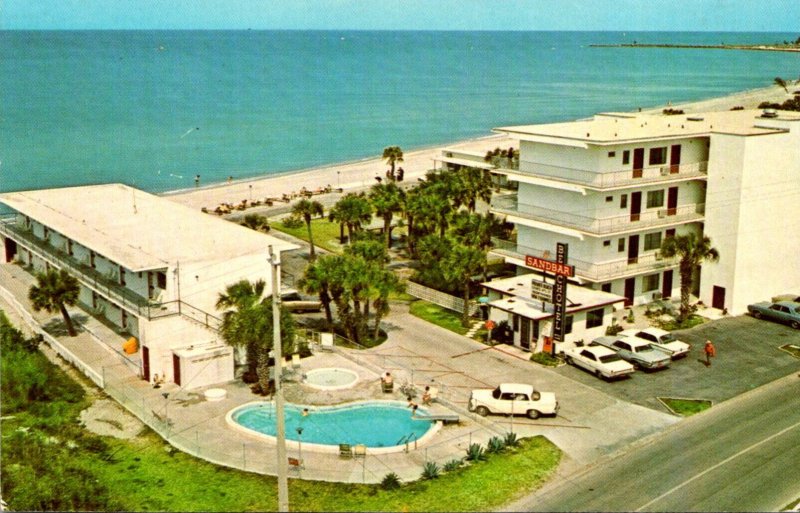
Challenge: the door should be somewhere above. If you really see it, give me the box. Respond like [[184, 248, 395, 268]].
[[712, 286, 726, 310], [142, 346, 150, 381], [662, 270, 673, 299], [624, 278, 636, 306], [630, 192, 642, 222], [667, 187, 678, 216], [627, 234, 639, 264], [632, 148, 645, 178], [3, 238, 17, 263], [670, 144, 682, 173], [173, 354, 181, 386], [520, 319, 530, 350]]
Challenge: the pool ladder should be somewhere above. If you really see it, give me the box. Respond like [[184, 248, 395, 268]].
[[397, 432, 418, 452]]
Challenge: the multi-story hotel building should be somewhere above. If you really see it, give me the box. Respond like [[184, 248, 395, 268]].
[[475, 108, 800, 316], [0, 183, 297, 388]]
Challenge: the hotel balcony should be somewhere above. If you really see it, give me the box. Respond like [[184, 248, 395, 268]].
[[0, 218, 178, 321], [491, 194, 705, 237], [496, 160, 708, 191], [491, 238, 678, 282]]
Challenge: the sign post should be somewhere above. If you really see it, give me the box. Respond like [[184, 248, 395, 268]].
[[551, 243, 569, 355]]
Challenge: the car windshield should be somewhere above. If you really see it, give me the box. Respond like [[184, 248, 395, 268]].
[[599, 354, 622, 363], [659, 334, 675, 342]]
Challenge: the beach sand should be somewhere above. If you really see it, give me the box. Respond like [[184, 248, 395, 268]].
[[166, 83, 794, 212]]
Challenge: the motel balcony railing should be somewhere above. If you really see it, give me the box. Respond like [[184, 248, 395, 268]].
[[491, 194, 705, 236], [496, 160, 708, 189], [0, 218, 180, 321], [490, 237, 678, 282]]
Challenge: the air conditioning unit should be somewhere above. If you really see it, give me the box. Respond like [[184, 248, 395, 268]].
[[653, 292, 663, 300], [657, 209, 667, 218], [654, 251, 663, 261], [660, 167, 670, 176]]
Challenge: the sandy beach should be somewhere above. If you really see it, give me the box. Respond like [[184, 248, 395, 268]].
[[166, 83, 794, 212]]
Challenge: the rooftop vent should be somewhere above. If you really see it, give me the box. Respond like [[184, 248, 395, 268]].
[[761, 108, 778, 118]]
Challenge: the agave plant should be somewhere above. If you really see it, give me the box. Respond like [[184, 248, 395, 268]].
[[503, 431, 519, 448], [487, 436, 505, 454], [421, 461, 440, 480], [465, 442, 486, 462], [443, 458, 463, 472], [381, 472, 401, 490]]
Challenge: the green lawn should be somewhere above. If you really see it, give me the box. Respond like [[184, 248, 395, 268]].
[[658, 397, 712, 416], [409, 300, 469, 335], [271, 217, 346, 253]]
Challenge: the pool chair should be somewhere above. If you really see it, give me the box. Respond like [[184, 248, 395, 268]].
[[320, 333, 335, 352], [381, 380, 394, 393], [339, 443, 353, 459], [291, 353, 301, 370], [353, 444, 367, 458], [288, 457, 304, 470]]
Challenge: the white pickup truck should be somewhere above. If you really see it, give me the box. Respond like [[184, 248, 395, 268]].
[[563, 341, 635, 380], [468, 383, 558, 419]]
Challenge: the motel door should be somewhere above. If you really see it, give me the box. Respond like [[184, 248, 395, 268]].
[[670, 144, 682, 173], [173, 354, 182, 386], [667, 187, 678, 216], [3, 238, 17, 263], [662, 270, 673, 299], [142, 346, 150, 382], [627, 234, 639, 264], [624, 278, 635, 307], [630, 192, 642, 222], [712, 286, 726, 310], [632, 148, 645, 178], [520, 319, 530, 350]]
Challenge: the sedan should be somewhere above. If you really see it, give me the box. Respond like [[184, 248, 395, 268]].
[[747, 301, 800, 329]]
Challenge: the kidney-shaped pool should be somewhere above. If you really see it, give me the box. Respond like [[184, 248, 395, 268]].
[[227, 401, 440, 454]]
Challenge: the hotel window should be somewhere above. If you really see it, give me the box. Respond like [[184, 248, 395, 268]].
[[90, 251, 96, 269], [608, 151, 616, 158], [119, 266, 126, 286], [157, 271, 167, 289], [622, 150, 630, 165], [648, 147, 667, 165], [605, 196, 613, 202], [586, 308, 604, 329], [565, 315, 574, 335], [644, 232, 662, 251], [618, 238, 625, 252], [620, 194, 628, 209], [646, 189, 665, 208], [601, 283, 612, 293], [512, 314, 519, 332], [67, 240, 73, 256], [92, 291, 98, 309], [603, 240, 611, 247], [643, 273, 660, 292]]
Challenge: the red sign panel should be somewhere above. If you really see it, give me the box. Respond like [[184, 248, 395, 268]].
[[525, 255, 574, 277]]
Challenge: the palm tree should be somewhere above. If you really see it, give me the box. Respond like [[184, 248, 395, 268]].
[[328, 193, 372, 244], [453, 167, 493, 212], [369, 181, 405, 249], [28, 268, 80, 336], [216, 279, 266, 374], [660, 233, 720, 322], [774, 76, 789, 93], [370, 268, 404, 339], [441, 242, 486, 327], [292, 199, 324, 261], [382, 146, 404, 179], [299, 256, 336, 329]]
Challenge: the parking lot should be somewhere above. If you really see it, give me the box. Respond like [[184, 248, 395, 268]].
[[554, 315, 800, 412]]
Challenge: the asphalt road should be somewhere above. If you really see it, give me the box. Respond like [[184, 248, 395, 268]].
[[509, 373, 800, 512]]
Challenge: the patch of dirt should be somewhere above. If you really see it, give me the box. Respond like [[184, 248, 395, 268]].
[[79, 399, 145, 439]]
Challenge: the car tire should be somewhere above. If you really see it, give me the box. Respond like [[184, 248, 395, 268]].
[[791, 321, 800, 329], [753, 311, 762, 319], [475, 406, 490, 417], [527, 409, 541, 420], [565, 356, 574, 365], [595, 369, 603, 379]]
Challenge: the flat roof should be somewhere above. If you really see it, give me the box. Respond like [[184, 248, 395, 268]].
[[495, 109, 800, 145], [483, 274, 625, 320], [0, 183, 297, 272]]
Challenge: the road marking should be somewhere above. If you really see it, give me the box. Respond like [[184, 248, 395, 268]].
[[635, 419, 800, 511]]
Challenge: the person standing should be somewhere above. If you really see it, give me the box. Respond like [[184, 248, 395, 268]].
[[704, 340, 716, 366], [194, 174, 200, 187]]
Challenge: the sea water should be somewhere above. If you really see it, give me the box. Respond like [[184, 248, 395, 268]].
[[1, 30, 797, 194]]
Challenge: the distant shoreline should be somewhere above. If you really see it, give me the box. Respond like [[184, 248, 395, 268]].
[[590, 43, 800, 53]]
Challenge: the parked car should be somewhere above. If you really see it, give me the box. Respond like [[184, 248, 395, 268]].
[[563, 341, 635, 380], [280, 288, 322, 313], [468, 383, 558, 419], [747, 301, 800, 329], [593, 336, 672, 371], [619, 327, 691, 359]]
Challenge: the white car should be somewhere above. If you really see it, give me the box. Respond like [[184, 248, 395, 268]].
[[620, 327, 691, 359], [468, 383, 558, 419], [563, 341, 635, 380]]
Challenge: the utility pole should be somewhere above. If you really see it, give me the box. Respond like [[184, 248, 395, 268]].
[[269, 245, 289, 512]]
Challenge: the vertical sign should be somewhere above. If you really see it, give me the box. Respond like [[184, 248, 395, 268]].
[[551, 243, 569, 345]]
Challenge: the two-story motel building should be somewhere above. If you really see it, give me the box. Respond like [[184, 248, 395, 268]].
[[0, 183, 297, 388]]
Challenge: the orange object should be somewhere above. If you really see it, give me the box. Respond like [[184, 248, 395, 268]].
[[123, 337, 139, 354], [704, 341, 716, 357], [485, 320, 496, 330]]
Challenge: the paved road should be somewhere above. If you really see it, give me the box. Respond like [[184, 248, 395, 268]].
[[508, 373, 800, 512]]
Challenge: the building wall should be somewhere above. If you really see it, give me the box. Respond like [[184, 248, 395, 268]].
[[139, 315, 219, 383]]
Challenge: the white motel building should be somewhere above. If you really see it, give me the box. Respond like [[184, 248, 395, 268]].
[[441, 108, 800, 344], [0, 183, 297, 388]]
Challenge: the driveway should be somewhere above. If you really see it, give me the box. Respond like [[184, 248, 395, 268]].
[[552, 315, 800, 412]]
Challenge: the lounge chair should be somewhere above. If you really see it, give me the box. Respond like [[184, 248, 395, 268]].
[[339, 443, 353, 458], [320, 333, 334, 352], [353, 444, 367, 458], [288, 457, 304, 470], [292, 353, 301, 370], [381, 380, 394, 393]]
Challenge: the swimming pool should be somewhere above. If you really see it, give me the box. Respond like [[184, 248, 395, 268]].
[[227, 401, 440, 454]]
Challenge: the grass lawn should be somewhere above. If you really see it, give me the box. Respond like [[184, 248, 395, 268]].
[[530, 352, 561, 367], [658, 397, 712, 416], [409, 300, 469, 335], [271, 217, 345, 253]]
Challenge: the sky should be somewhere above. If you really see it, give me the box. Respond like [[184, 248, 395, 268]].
[[2, 0, 799, 31]]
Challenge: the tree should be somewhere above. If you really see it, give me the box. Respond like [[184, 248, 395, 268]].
[[774, 76, 788, 93], [452, 166, 493, 212], [240, 213, 270, 232], [370, 268, 404, 339], [441, 242, 486, 327], [382, 146, 404, 179], [450, 211, 508, 280], [328, 193, 372, 244], [299, 255, 337, 329], [369, 181, 405, 249], [660, 233, 720, 322], [28, 268, 80, 336], [292, 199, 324, 261]]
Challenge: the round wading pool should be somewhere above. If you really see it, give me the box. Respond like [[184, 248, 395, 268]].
[[303, 367, 359, 390]]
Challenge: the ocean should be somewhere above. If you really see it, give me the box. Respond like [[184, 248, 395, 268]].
[[1, 30, 797, 194]]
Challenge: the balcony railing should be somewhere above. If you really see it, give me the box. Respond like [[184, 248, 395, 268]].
[[491, 194, 704, 236], [497, 160, 708, 189], [491, 238, 677, 282]]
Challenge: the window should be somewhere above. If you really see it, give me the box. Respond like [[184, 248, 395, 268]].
[[603, 240, 611, 247], [643, 273, 660, 292], [157, 271, 167, 289], [564, 315, 573, 335], [605, 195, 613, 202], [620, 194, 628, 209], [601, 283, 612, 293], [512, 314, 519, 332], [648, 147, 667, 165], [646, 190, 665, 208], [615, 238, 624, 252], [119, 266, 126, 286], [586, 308, 604, 329], [622, 150, 630, 165], [67, 239, 73, 256], [644, 232, 662, 251], [608, 151, 616, 158], [90, 251, 96, 269]]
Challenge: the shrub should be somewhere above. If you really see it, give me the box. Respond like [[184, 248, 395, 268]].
[[465, 443, 486, 462], [380, 472, 401, 490], [281, 215, 304, 229], [486, 436, 505, 454], [605, 323, 623, 336], [504, 431, 519, 447], [443, 458, 463, 472], [421, 461, 440, 480], [530, 351, 560, 367], [626, 309, 635, 323]]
